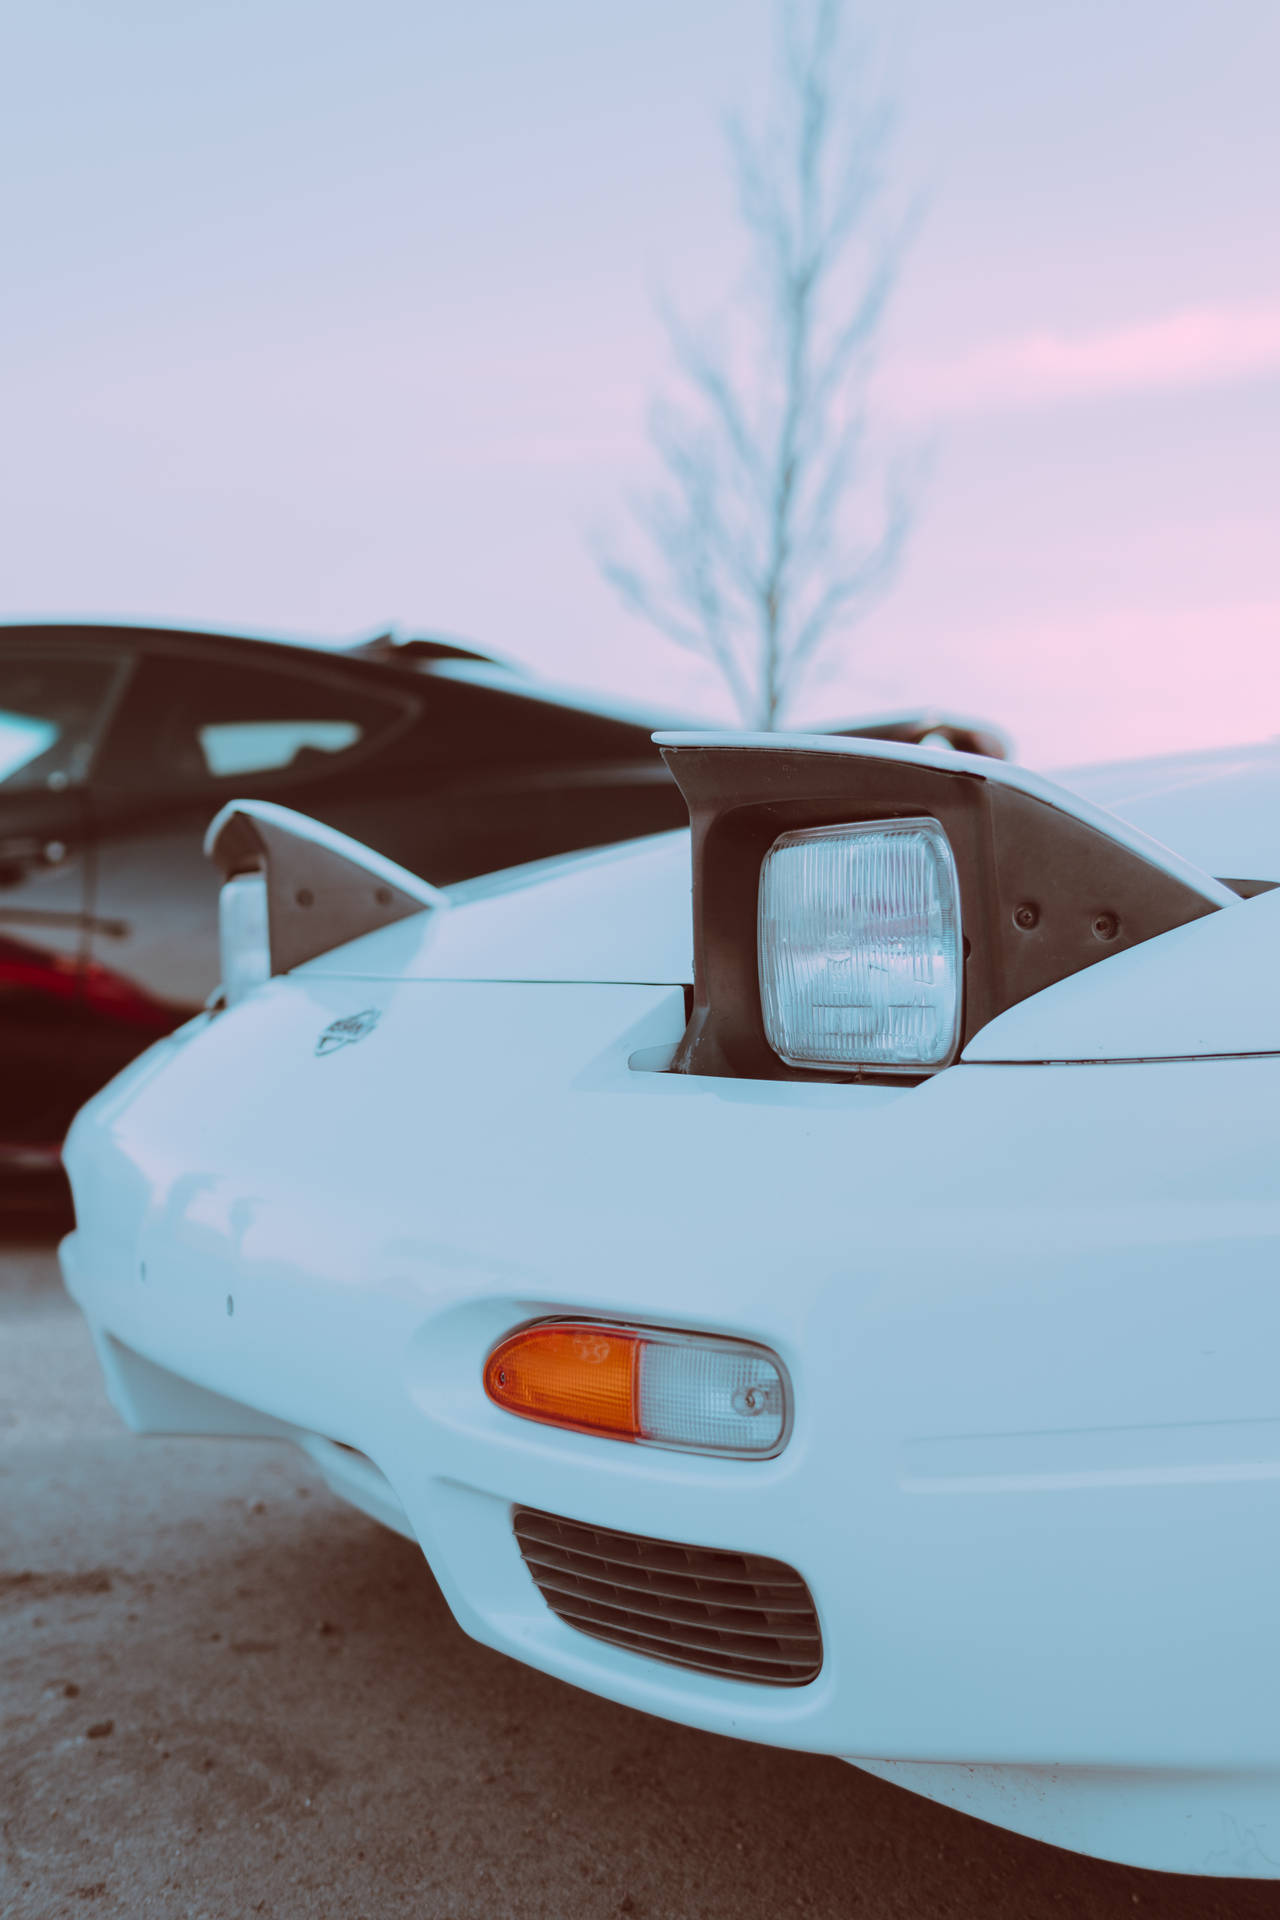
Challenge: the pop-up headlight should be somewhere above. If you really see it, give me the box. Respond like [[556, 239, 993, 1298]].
[[206, 799, 446, 1011], [758, 817, 963, 1072], [217, 871, 271, 1008]]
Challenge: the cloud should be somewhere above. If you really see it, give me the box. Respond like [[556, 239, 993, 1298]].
[[888, 298, 1280, 420]]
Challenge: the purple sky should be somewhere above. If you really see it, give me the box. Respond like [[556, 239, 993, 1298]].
[[4, 0, 1277, 767]]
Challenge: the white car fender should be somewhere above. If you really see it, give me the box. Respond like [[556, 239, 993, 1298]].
[[965, 883, 1280, 1062]]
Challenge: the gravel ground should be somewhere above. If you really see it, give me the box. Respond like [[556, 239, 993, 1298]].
[[2, 1233, 1275, 1920]]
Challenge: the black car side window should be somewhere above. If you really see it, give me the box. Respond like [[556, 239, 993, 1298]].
[[0, 652, 128, 791], [94, 654, 412, 790]]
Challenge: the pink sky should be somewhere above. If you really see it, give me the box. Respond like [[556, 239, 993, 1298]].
[[2, 0, 1277, 770]]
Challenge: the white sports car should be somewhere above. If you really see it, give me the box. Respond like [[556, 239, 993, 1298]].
[[60, 728, 1280, 1878]]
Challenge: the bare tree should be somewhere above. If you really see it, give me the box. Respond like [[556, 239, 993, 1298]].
[[601, 0, 914, 730]]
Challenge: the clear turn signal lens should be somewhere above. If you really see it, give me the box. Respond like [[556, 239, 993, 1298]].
[[758, 817, 963, 1071], [637, 1337, 786, 1454], [484, 1323, 788, 1457]]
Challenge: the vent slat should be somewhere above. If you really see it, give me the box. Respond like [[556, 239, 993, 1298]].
[[514, 1508, 821, 1687], [519, 1545, 814, 1611], [551, 1594, 820, 1663], [515, 1515, 804, 1586], [556, 1614, 814, 1683], [518, 1522, 763, 1580], [518, 1528, 805, 1585], [531, 1568, 821, 1642]]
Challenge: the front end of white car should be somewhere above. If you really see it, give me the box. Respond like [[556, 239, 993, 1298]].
[[59, 736, 1280, 1878]]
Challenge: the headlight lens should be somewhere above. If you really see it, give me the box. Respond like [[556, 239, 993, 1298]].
[[218, 871, 271, 1007], [758, 817, 963, 1071]]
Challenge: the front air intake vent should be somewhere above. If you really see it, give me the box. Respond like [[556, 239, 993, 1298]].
[[513, 1507, 822, 1686]]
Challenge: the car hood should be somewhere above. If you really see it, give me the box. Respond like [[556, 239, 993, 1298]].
[[297, 738, 1279, 987], [299, 830, 697, 985], [1054, 737, 1280, 886]]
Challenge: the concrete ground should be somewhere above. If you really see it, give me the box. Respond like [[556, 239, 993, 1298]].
[[2, 1232, 1274, 1920]]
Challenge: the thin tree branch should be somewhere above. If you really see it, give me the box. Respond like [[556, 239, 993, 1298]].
[[595, 0, 916, 731]]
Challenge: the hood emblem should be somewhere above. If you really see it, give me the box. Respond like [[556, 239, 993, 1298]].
[[315, 1008, 381, 1056]]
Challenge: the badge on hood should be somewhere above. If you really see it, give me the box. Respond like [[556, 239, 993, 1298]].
[[315, 1009, 381, 1056]]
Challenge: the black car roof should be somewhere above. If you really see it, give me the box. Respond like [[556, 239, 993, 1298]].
[[1, 621, 1010, 758], [0, 618, 487, 674], [0, 619, 706, 736]]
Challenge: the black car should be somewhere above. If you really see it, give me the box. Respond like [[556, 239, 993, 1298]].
[[0, 620, 1007, 1184]]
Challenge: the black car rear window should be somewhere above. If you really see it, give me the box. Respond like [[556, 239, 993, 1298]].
[[93, 653, 412, 789]]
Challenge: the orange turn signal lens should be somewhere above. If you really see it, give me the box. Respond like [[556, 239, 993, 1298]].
[[484, 1323, 641, 1440]]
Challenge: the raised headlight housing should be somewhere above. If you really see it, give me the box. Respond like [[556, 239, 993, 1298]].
[[656, 733, 1236, 1082], [205, 798, 446, 1008]]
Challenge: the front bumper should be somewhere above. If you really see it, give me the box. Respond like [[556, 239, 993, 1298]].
[[60, 974, 1280, 1876]]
